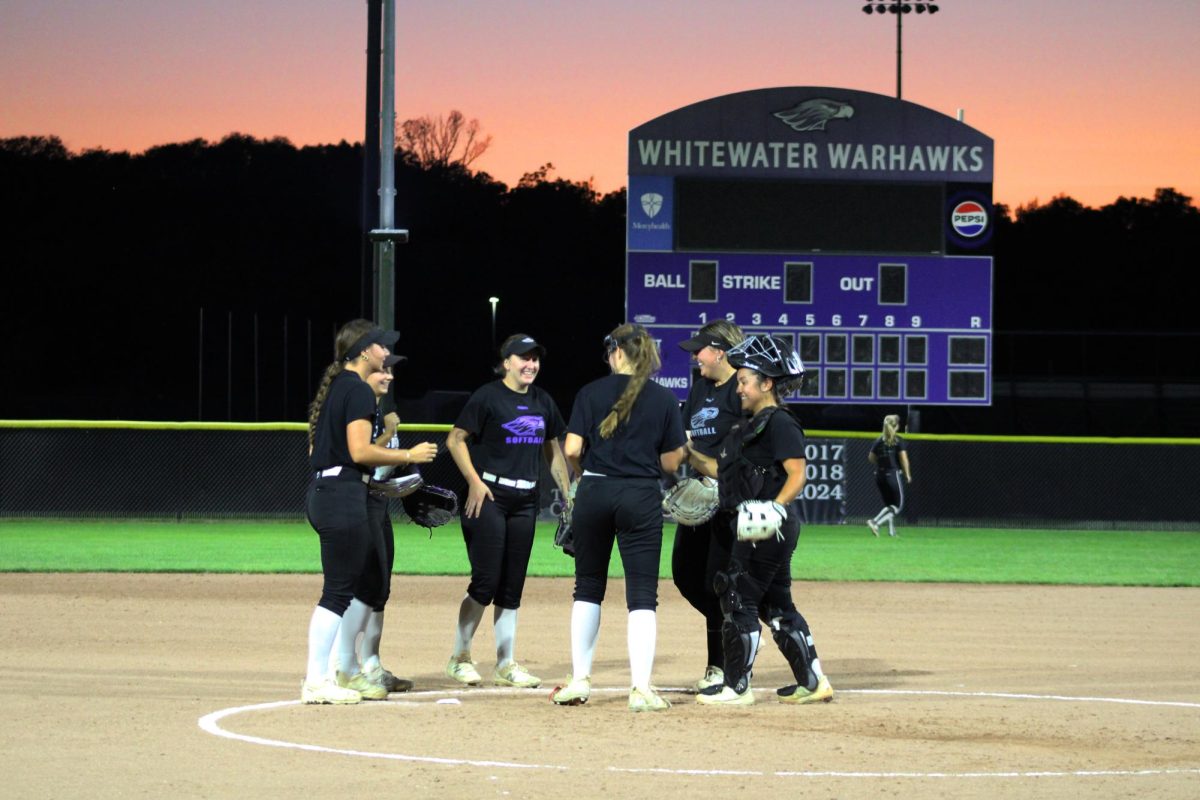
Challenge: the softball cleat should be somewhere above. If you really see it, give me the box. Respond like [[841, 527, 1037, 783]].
[[301, 678, 362, 705], [446, 656, 483, 686], [550, 676, 591, 706], [692, 665, 725, 693], [336, 670, 388, 700], [494, 661, 542, 688], [777, 675, 834, 705], [628, 686, 671, 712], [365, 663, 413, 693], [696, 683, 755, 706]]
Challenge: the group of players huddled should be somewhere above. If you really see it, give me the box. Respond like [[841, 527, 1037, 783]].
[[302, 319, 838, 710]]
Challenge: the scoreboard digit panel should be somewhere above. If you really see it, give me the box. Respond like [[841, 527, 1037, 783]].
[[627, 86, 995, 407], [628, 251, 992, 405]]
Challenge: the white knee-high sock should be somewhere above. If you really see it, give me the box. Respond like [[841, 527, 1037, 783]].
[[494, 606, 518, 667], [570, 601, 602, 680], [452, 594, 486, 658], [627, 609, 657, 692], [336, 598, 372, 676], [305, 606, 342, 685], [360, 610, 385, 670]]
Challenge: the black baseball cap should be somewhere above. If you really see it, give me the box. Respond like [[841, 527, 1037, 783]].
[[678, 332, 734, 353], [345, 327, 400, 361], [501, 334, 546, 358], [383, 353, 407, 367]]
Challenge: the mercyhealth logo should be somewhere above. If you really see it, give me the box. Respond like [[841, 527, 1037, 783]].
[[640, 193, 663, 219], [951, 201, 988, 238], [501, 415, 546, 445]]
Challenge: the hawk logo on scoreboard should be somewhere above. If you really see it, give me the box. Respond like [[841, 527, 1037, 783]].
[[640, 193, 664, 219], [950, 201, 988, 238], [772, 98, 855, 132]]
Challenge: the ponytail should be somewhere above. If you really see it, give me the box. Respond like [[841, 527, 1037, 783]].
[[599, 324, 660, 438], [308, 362, 344, 449], [307, 318, 377, 449], [882, 414, 901, 446]]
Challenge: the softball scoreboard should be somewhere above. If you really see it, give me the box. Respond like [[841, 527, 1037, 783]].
[[627, 87, 995, 406]]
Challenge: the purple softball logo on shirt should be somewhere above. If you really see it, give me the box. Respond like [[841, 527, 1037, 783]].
[[501, 415, 546, 444]]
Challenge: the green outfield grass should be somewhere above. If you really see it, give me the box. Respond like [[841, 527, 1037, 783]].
[[1, 519, 1198, 586]]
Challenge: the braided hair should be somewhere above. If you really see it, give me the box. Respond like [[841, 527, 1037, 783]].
[[307, 319, 376, 449], [599, 323, 660, 439]]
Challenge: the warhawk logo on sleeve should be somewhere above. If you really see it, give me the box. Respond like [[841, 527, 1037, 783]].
[[772, 99, 855, 132]]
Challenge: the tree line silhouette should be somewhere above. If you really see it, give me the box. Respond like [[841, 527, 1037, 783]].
[[1, 134, 1196, 434]]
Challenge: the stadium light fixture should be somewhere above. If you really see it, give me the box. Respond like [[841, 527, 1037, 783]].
[[489, 297, 499, 350], [860, 1, 943, 99]]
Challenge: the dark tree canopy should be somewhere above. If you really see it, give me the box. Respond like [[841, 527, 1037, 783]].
[[1, 134, 1195, 433]]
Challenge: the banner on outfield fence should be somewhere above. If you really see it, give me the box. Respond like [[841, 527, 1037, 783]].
[[799, 438, 848, 524]]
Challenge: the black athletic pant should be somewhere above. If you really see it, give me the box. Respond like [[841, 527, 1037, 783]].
[[875, 468, 904, 510], [724, 510, 812, 640], [572, 476, 663, 612], [672, 510, 734, 666], [305, 475, 372, 616], [357, 492, 395, 612], [460, 482, 539, 609]]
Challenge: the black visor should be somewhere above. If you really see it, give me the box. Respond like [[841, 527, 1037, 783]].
[[344, 327, 400, 361]]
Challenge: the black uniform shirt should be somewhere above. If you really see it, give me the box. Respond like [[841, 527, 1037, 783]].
[[567, 374, 686, 479], [683, 374, 742, 457], [454, 380, 566, 483], [310, 370, 376, 473], [870, 436, 908, 472], [736, 407, 808, 501]]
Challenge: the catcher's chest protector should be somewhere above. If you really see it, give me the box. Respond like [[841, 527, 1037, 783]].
[[716, 408, 778, 509]]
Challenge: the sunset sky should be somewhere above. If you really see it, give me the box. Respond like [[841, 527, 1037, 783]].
[[3, 0, 1197, 209]]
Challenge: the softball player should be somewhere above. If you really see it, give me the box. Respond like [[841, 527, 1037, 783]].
[[551, 324, 687, 712], [673, 321, 746, 693], [345, 355, 413, 693], [302, 320, 437, 705], [867, 414, 913, 537], [444, 334, 572, 689], [688, 335, 833, 706]]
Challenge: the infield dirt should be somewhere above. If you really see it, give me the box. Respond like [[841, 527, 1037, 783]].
[[2, 573, 1198, 799]]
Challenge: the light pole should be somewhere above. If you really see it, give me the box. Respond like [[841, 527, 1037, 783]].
[[860, 1, 940, 100], [489, 296, 499, 351]]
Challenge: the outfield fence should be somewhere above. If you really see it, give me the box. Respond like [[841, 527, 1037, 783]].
[[1, 421, 1197, 530]]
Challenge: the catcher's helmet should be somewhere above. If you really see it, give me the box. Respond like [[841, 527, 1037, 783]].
[[726, 335, 805, 379]]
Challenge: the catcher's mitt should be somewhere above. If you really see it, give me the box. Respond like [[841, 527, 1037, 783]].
[[662, 476, 719, 526], [368, 473, 425, 499], [553, 511, 575, 558], [401, 485, 459, 532]]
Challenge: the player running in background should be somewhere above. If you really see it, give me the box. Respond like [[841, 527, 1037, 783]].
[[867, 414, 913, 537], [687, 335, 834, 707], [302, 320, 437, 705], [552, 324, 686, 712], [672, 321, 746, 693], [444, 334, 572, 689]]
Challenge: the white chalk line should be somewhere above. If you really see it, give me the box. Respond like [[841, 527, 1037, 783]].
[[198, 687, 1200, 779]]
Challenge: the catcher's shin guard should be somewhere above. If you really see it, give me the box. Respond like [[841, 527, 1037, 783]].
[[769, 613, 819, 691], [714, 563, 759, 692], [720, 622, 760, 693]]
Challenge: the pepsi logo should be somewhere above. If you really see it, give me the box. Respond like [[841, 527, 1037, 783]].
[[951, 201, 988, 238]]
